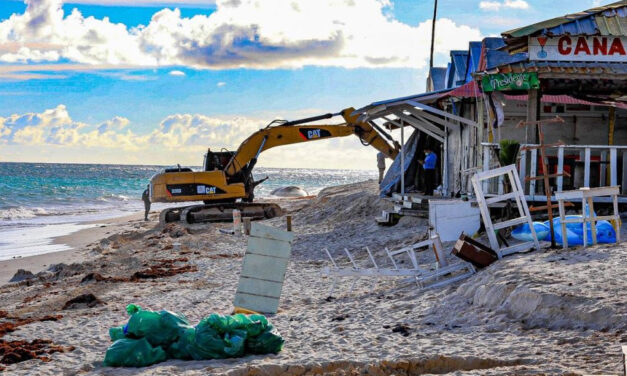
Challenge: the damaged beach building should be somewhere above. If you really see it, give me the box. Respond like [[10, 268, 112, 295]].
[[354, 1, 626, 213]]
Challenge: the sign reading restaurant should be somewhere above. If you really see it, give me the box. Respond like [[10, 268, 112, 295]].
[[529, 35, 626, 62]]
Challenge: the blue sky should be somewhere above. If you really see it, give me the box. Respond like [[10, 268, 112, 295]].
[[0, 0, 613, 168]]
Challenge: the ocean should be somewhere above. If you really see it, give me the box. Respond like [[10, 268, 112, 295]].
[[0, 162, 376, 260]]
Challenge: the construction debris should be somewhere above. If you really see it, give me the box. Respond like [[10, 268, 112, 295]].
[[233, 223, 294, 314], [451, 233, 498, 268], [321, 233, 475, 296], [555, 186, 622, 249], [471, 165, 540, 258]]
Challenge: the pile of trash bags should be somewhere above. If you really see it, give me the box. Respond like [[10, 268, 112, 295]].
[[103, 304, 284, 367], [512, 216, 617, 246]]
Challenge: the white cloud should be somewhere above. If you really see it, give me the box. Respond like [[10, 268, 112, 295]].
[[97, 116, 130, 133], [0, 105, 263, 151], [479, 1, 501, 10], [168, 70, 185, 76], [0, 105, 389, 169], [479, 0, 529, 11], [216, 81, 226, 87], [504, 0, 529, 9], [0, 0, 482, 70]]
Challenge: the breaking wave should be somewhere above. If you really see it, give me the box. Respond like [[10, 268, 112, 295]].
[[0, 206, 50, 220]]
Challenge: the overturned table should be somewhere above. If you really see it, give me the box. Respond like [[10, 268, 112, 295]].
[[555, 186, 621, 249]]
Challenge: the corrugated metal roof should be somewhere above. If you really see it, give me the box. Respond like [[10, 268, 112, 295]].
[[476, 37, 527, 71], [428, 67, 448, 91], [595, 6, 627, 35], [465, 42, 482, 83], [505, 94, 609, 105], [486, 50, 527, 70], [449, 50, 469, 88], [503, 1, 627, 38], [359, 87, 453, 111], [444, 62, 453, 88]]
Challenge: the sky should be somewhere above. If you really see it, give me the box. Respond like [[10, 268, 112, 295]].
[[0, 0, 614, 169]]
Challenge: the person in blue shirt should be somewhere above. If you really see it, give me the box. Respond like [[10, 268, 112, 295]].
[[418, 147, 437, 196]]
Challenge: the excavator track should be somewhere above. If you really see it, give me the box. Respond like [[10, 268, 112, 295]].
[[159, 202, 283, 225]]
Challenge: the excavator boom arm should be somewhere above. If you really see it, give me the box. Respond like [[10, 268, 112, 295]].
[[224, 107, 399, 177]]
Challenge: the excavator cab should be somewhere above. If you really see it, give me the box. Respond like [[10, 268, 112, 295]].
[[203, 150, 235, 172]]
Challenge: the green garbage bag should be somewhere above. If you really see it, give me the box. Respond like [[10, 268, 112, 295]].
[[223, 329, 247, 357], [109, 326, 126, 341], [165, 326, 195, 360], [103, 338, 167, 367], [203, 313, 231, 334], [104, 306, 285, 365], [245, 326, 284, 354], [125, 305, 190, 347], [185, 317, 229, 359], [243, 314, 269, 337], [203, 313, 265, 335]]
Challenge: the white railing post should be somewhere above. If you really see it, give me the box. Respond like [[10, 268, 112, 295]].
[[600, 150, 607, 186], [557, 146, 564, 192], [483, 146, 490, 193], [519, 148, 527, 194], [610, 147, 617, 187], [584, 148, 591, 188]]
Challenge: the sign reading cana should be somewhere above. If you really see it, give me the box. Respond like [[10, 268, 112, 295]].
[[529, 35, 626, 62]]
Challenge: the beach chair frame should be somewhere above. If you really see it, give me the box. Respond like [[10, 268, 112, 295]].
[[321, 233, 475, 296], [471, 165, 540, 258]]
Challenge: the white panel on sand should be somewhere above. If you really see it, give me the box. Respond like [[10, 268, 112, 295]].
[[233, 223, 294, 314], [428, 199, 480, 242]]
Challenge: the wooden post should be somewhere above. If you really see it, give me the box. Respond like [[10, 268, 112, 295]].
[[623, 152, 627, 195], [233, 209, 242, 237], [400, 122, 405, 197], [584, 147, 591, 188], [243, 217, 252, 235], [443, 125, 448, 196], [526, 89, 540, 144], [537, 124, 556, 249], [286, 215, 292, 232]]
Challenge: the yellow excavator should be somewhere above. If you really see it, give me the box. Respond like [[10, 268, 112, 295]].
[[150, 107, 399, 224]]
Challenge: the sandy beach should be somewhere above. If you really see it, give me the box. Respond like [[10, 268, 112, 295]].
[[0, 214, 146, 285], [0, 180, 625, 375]]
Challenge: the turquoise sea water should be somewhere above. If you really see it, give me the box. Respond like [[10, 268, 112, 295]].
[[0, 162, 375, 259]]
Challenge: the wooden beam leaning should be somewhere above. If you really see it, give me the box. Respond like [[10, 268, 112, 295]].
[[397, 110, 447, 138], [401, 104, 455, 130], [405, 100, 478, 128], [389, 111, 445, 142]]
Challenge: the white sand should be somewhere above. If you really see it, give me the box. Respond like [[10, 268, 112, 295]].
[[0, 180, 625, 375]]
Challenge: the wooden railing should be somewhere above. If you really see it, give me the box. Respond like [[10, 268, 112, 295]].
[[481, 143, 627, 201]]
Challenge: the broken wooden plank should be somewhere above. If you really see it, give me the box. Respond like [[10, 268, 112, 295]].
[[234, 223, 292, 314]]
